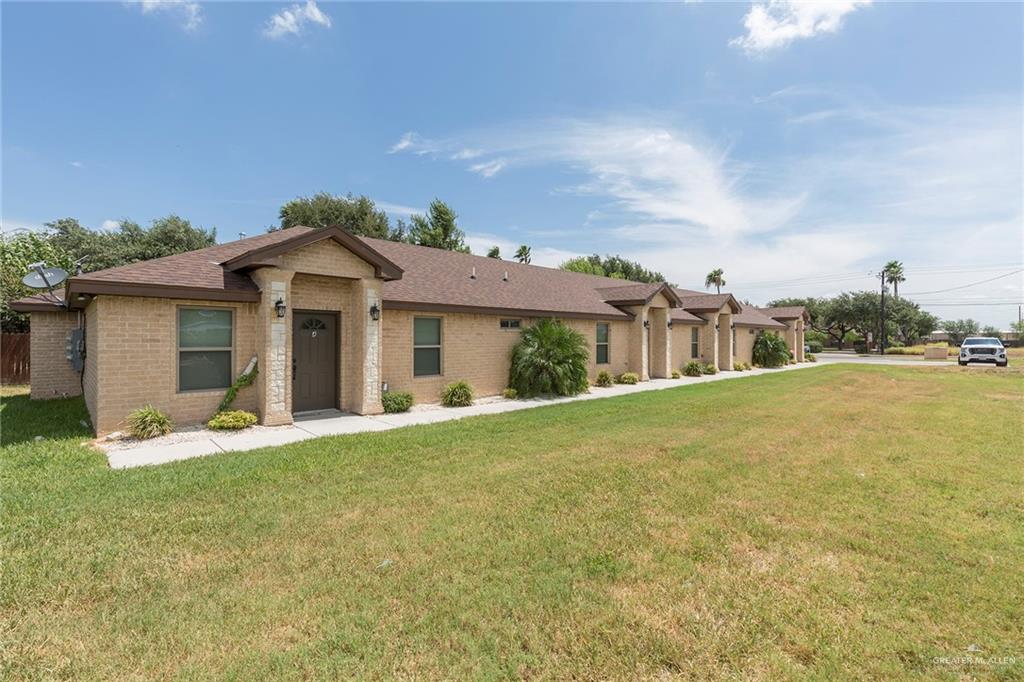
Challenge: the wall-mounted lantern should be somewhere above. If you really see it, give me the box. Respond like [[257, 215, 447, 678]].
[[274, 298, 286, 318], [714, 322, 720, 331], [667, 320, 673, 329], [369, 303, 381, 321], [643, 320, 650, 329]]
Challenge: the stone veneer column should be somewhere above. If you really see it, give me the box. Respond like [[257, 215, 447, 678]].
[[349, 278, 384, 415], [795, 320, 806, 362], [250, 267, 295, 426], [626, 306, 649, 381]]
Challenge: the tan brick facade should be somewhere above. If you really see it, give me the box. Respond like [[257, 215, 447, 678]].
[[28, 311, 82, 400], [670, 323, 703, 370], [381, 310, 632, 404]]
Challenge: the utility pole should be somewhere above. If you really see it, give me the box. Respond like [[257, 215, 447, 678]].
[[879, 268, 887, 355]]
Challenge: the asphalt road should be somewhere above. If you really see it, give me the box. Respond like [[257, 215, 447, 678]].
[[814, 352, 993, 368]]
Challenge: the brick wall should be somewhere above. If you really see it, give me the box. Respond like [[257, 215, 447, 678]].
[[670, 323, 702, 370], [281, 239, 375, 279], [89, 295, 258, 435], [29, 311, 82, 400], [381, 310, 631, 404], [83, 299, 98, 423], [290, 273, 355, 411]]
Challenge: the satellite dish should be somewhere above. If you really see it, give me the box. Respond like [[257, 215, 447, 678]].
[[22, 266, 68, 290]]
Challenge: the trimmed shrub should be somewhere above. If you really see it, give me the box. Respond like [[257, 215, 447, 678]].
[[806, 353, 817, 362], [671, 369, 681, 379], [207, 410, 258, 430], [441, 380, 474, 407], [126, 405, 173, 440], [807, 340, 824, 354], [753, 331, 791, 368], [683, 361, 703, 377], [508, 319, 589, 398], [702, 363, 718, 375], [594, 370, 614, 387], [502, 387, 518, 400], [381, 391, 414, 413], [733, 362, 745, 372], [616, 372, 640, 385]]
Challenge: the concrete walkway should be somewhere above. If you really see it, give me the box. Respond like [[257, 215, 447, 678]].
[[105, 361, 828, 469]]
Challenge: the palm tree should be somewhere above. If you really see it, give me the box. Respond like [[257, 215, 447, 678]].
[[515, 244, 531, 264], [885, 260, 905, 297], [705, 268, 726, 294], [487, 246, 501, 259]]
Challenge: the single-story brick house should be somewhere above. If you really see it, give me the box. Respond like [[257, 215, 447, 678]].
[[11, 226, 806, 435]]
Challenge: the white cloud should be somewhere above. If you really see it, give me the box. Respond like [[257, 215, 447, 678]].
[[375, 201, 423, 217], [469, 158, 507, 178], [69, 161, 84, 169], [730, 1, 870, 56], [131, 0, 203, 32], [100, 220, 121, 231], [263, 0, 332, 40]]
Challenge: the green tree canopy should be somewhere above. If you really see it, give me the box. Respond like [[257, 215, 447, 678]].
[[278, 192, 397, 239], [942, 319, 980, 345], [486, 246, 501, 259], [884, 260, 906, 297], [705, 268, 726, 294], [406, 199, 470, 253], [1, 231, 75, 332], [558, 254, 665, 283], [514, 245, 531, 264]]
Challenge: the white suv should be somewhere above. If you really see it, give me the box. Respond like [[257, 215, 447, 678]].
[[958, 337, 1008, 367]]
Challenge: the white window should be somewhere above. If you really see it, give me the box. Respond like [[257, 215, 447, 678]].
[[596, 323, 610, 364], [690, 327, 699, 358], [500, 319, 521, 330]]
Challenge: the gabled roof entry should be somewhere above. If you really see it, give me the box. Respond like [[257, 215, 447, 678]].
[[221, 225, 403, 281], [596, 282, 683, 308]]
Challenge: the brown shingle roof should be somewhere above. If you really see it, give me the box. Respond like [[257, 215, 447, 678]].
[[671, 287, 741, 313], [733, 305, 786, 329], [8, 290, 66, 312], [28, 227, 703, 322], [761, 305, 809, 321], [366, 238, 634, 320]]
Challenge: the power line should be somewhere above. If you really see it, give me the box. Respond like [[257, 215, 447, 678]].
[[734, 263, 1022, 289], [901, 269, 1023, 295]]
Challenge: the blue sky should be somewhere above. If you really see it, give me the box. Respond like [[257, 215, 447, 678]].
[[3, 1, 1022, 327]]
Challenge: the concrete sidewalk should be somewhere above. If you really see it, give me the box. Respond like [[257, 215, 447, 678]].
[[106, 362, 823, 469]]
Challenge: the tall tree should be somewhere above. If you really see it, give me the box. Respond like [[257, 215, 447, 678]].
[[278, 192, 396, 239], [514, 245, 532, 264], [942, 319, 980, 345], [487, 246, 501, 259], [889, 297, 938, 346], [1, 231, 75, 332], [407, 199, 470, 253], [885, 260, 906, 297], [705, 268, 726, 294], [980, 325, 1002, 339], [559, 254, 665, 282]]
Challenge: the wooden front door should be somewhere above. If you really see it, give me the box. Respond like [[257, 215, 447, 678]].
[[292, 312, 338, 412]]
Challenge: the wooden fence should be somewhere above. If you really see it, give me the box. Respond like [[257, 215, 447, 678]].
[[2, 333, 30, 385]]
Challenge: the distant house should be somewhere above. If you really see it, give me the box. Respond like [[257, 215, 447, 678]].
[[12, 226, 807, 435]]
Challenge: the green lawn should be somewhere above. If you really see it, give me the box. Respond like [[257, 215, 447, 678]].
[[2, 365, 1022, 679]]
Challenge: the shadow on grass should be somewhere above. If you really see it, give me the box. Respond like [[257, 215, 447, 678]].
[[0, 389, 93, 446]]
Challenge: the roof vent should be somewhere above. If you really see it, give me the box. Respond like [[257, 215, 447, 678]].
[[470, 266, 477, 280], [502, 271, 509, 282]]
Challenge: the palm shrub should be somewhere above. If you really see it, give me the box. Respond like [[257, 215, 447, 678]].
[[683, 361, 703, 377], [752, 331, 790, 368], [702, 363, 718, 375], [594, 370, 614, 387], [508, 319, 589, 397], [441, 380, 474, 407], [671, 369, 681, 379], [207, 410, 258, 430], [381, 391, 414, 413], [616, 372, 640, 385], [126, 405, 173, 440]]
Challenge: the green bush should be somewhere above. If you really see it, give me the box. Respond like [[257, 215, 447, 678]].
[[508, 319, 589, 398], [502, 387, 518, 400], [616, 372, 640, 385], [441, 380, 474, 407], [807, 340, 823, 354], [381, 391, 414, 413], [207, 410, 258, 430], [671, 369, 681, 379], [702, 363, 718, 375], [733, 362, 745, 372], [683, 361, 703, 377], [753, 331, 790, 368], [125, 405, 173, 440], [806, 353, 817, 362], [594, 370, 614, 387]]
